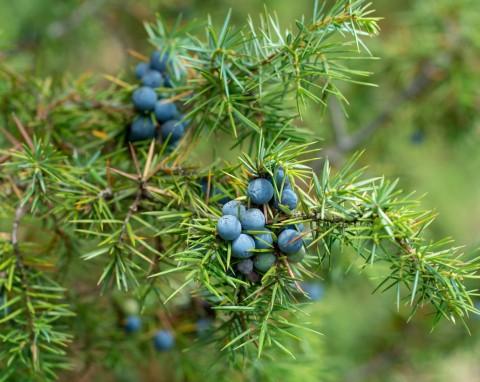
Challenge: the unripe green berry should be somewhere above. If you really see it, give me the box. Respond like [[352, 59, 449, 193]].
[[253, 253, 276, 273], [287, 246, 305, 263]]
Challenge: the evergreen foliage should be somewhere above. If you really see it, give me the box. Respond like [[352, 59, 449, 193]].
[[0, 1, 479, 381]]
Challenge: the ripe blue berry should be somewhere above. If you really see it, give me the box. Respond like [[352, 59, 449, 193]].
[[252, 227, 274, 249], [276, 189, 298, 210], [222, 200, 246, 219], [128, 115, 156, 142], [278, 229, 303, 255], [124, 315, 142, 333], [274, 166, 290, 186], [132, 86, 157, 112], [150, 50, 170, 72], [253, 253, 276, 273], [161, 120, 185, 142], [153, 329, 175, 351], [217, 215, 242, 241], [236, 259, 254, 275], [240, 208, 265, 230], [299, 281, 324, 301], [135, 62, 150, 79], [247, 178, 274, 205], [232, 234, 255, 258], [141, 70, 164, 88], [286, 246, 305, 263], [154, 100, 180, 123]]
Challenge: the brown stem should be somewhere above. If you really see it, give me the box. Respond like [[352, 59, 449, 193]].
[[11, 203, 39, 370], [118, 187, 143, 243], [266, 211, 361, 225], [12, 114, 34, 151], [282, 258, 306, 296], [321, 57, 452, 168]]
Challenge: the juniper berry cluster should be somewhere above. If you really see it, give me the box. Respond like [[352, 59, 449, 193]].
[[216, 166, 306, 282], [128, 50, 189, 146]]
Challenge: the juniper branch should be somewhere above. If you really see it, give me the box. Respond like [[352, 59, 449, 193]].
[[11, 203, 39, 370]]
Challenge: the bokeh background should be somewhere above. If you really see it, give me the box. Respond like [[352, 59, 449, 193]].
[[1, 0, 479, 381]]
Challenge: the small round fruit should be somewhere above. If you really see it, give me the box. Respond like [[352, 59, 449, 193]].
[[247, 178, 274, 205], [278, 189, 298, 210], [161, 120, 185, 142], [253, 253, 276, 273], [124, 315, 142, 333], [135, 62, 150, 79], [274, 166, 290, 186], [278, 229, 303, 255], [150, 50, 170, 72], [154, 100, 179, 123], [217, 215, 242, 241], [240, 208, 265, 230], [141, 70, 164, 88], [300, 282, 324, 301], [222, 200, 246, 219], [132, 86, 157, 112], [128, 116, 156, 142], [246, 271, 260, 283], [287, 246, 305, 263], [122, 298, 140, 315], [252, 228, 274, 249], [236, 259, 253, 275], [232, 234, 255, 258], [153, 329, 175, 351]]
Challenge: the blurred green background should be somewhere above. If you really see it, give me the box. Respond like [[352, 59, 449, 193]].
[[1, 0, 479, 381]]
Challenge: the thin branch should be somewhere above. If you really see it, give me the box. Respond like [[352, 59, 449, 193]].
[[129, 143, 142, 178], [267, 211, 361, 225], [118, 187, 143, 243], [322, 58, 451, 166], [11, 203, 39, 370], [12, 114, 34, 151], [282, 258, 306, 296]]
